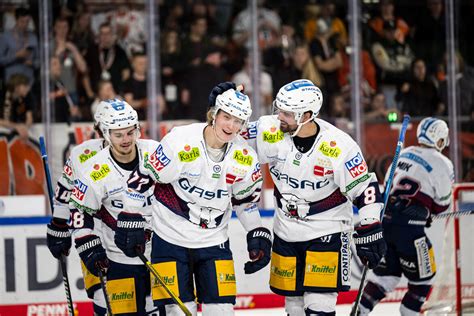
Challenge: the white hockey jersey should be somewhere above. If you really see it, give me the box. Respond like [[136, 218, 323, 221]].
[[142, 123, 263, 249], [53, 139, 105, 220], [70, 139, 157, 265], [246, 115, 383, 242], [385, 146, 454, 215]]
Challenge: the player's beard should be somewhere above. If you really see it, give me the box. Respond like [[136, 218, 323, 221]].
[[279, 121, 297, 134], [112, 141, 135, 158]]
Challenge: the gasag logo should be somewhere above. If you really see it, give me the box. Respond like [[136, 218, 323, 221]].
[[233, 149, 253, 166], [178, 145, 200, 162], [90, 164, 110, 181], [345, 152, 367, 178], [318, 141, 341, 158]]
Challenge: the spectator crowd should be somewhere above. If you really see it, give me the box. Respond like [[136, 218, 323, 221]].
[[1, 0, 473, 131]]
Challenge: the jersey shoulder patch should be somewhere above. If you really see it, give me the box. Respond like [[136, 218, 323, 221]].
[[258, 115, 284, 144], [71, 139, 104, 164]]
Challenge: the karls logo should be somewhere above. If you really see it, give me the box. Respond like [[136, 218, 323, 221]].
[[148, 144, 171, 171], [178, 145, 200, 162], [178, 178, 229, 200], [90, 164, 110, 181], [72, 179, 88, 201], [233, 149, 253, 166], [79, 148, 97, 163], [318, 141, 341, 158], [345, 152, 367, 178], [263, 127, 284, 143]]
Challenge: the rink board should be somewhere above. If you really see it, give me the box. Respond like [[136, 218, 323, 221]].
[[2, 213, 444, 314]]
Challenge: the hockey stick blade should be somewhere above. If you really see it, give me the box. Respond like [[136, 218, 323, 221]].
[[350, 115, 411, 316], [137, 252, 192, 316], [40, 136, 75, 316]]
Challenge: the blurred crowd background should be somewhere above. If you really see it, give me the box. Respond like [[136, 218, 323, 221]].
[[0, 0, 473, 185]]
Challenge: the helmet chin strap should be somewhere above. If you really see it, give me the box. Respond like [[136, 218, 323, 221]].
[[289, 116, 314, 137]]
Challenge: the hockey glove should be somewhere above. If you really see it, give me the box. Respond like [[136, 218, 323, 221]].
[[75, 234, 109, 276], [353, 222, 387, 269], [244, 227, 272, 274], [114, 212, 146, 257], [208, 82, 236, 107], [46, 218, 71, 259]]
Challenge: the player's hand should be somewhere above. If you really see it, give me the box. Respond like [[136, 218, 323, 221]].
[[244, 227, 272, 274], [208, 82, 236, 107], [46, 218, 71, 259], [353, 222, 387, 269], [75, 234, 109, 276], [114, 212, 146, 257]]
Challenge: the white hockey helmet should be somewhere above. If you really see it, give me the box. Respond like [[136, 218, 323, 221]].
[[99, 99, 139, 143], [273, 79, 323, 135], [416, 117, 450, 151], [93, 100, 109, 134], [213, 88, 252, 125]]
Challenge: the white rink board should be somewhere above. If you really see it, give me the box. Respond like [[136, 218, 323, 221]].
[[0, 213, 448, 309]]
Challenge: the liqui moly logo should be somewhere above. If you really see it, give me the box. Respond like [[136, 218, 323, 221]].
[[72, 179, 88, 201], [149, 144, 170, 171], [345, 153, 367, 178]]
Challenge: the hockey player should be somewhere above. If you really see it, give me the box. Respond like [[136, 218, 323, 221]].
[[209, 80, 387, 315], [358, 117, 454, 315], [69, 99, 160, 315], [141, 88, 271, 315], [46, 101, 108, 314]]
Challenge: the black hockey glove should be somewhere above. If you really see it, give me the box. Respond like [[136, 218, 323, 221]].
[[208, 82, 236, 107], [114, 212, 146, 257], [244, 227, 272, 274], [75, 234, 109, 276], [353, 222, 387, 269], [46, 218, 71, 259]]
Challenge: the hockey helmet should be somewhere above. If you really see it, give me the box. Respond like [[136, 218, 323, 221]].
[[416, 117, 450, 151], [273, 79, 323, 135], [213, 88, 252, 125], [99, 99, 139, 143]]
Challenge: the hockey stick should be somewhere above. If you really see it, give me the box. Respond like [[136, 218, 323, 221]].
[[432, 209, 474, 220], [98, 269, 113, 316], [39, 136, 75, 316], [350, 115, 411, 316], [136, 252, 192, 316]]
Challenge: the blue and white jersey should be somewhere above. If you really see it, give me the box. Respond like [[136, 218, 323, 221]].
[[53, 139, 105, 220], [246, 115, 383, 242], [142, 123, 263, 248], [385, 146, 454, 215], [70, 139, 157, 265]]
